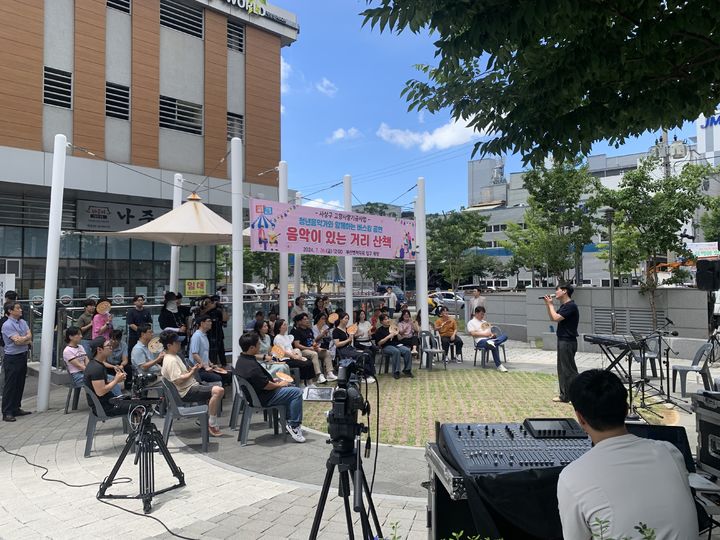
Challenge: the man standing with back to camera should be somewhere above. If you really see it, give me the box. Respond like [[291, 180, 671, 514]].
[[544, 283, 579, 403]]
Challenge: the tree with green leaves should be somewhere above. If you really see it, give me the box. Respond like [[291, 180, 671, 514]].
[[600, 159, 711, 327], [302, 255, 338, 293], [700, 199, 720, 243], [355, 202, 403, 291], [502, 159, 599, 283], [362, 1, 720, 166], [426, 210, 488, 291], [457, 252, 495, 286], [243, 248, 279, 288]]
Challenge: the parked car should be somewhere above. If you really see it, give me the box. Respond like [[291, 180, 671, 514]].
[[377, 285, 406, 305], [429, 291, 465, 314]]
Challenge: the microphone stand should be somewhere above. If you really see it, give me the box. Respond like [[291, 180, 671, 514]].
[[658, 332, 693, 413]]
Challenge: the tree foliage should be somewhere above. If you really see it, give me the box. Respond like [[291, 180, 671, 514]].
[[362, 1, 720, 166], [355, 202, 403, 290], [302, 255, 338, 293], [599, 159, 711, 326], [700, 198, 720, 243], [501, 159, 599, 282], [426, 210, 488, 290], [243, 248, 279, 287]]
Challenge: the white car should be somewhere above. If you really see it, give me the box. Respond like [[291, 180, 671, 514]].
[[429, 291, 465, 313]]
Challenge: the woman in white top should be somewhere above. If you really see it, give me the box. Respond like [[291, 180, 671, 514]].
[[273, 319, 315, 380], [312, 313, 335, 361], [254, 320, 290, 376], [397, 309, 419, 355], [353, 309, 377, 357]]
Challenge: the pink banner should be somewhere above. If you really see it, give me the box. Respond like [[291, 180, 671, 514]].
[[249, 198, 416, 260]]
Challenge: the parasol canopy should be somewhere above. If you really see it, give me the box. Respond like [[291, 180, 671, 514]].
[[106, 193, 235, 246]]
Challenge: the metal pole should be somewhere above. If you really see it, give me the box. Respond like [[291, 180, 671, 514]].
[[415, 177, 429, 335], [231, 137, 244, 365], [293, 191, 303, 298], [278, 161, 289, 322], [606, 209, 616, 334], [169, 173, 183, 293], [37, 134, 67, 411], [344, 175, 353, 314]]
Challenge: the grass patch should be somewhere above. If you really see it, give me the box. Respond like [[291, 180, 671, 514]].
[[302, 369, 575, 447]]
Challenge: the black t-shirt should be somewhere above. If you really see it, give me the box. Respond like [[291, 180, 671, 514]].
[[332, 327, 349, 343], [291, 326, 315, 348], [234, 353, 274, 406], [84, 360, 113, 415], [126, 308, 152, 341], [374, 326, 399, 347], [556, 300, 579, 341]]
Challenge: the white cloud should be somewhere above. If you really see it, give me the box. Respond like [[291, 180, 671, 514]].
[[325, 127, 361, 144], [315, 77, 338, 97], [376, 118, 485, 151], [280, 104, 286, 114], [418, 111, 426, 124], [281, 57, 291, 94], [304, 198, 342, 209]]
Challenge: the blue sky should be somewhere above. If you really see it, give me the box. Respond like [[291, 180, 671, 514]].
[[278, 1, 696, 214]]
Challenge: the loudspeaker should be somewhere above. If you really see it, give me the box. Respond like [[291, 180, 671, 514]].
[[697, 260, 720, 291]]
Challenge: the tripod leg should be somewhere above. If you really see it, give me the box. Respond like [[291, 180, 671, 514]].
[[309, 461, 337, 540], [339, 471, 355, 540], [139, 433, 155, 513], [359, 464, 383, 538], [97, 429, 136, 498], [150, 426, 185, 485]]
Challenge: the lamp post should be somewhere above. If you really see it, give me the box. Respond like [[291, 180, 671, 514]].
[[604, 208, 616, 334]]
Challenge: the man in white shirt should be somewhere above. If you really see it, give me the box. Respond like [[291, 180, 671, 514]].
[[385, 286, 398, 318], [557, 369, 698, 539], [466, 306, 507, 372]]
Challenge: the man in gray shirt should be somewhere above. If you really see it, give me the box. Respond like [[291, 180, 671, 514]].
[[131, 324, 164, 376]]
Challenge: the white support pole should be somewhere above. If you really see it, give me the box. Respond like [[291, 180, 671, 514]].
[[415, 177, 429, 336], [231, 138, 244, 366], [37, 134, 67, 411], [278, 161, 289, 322], [343, 175, 353, 314], [293, 191, 303, 297], [169, 173, 183, 293]]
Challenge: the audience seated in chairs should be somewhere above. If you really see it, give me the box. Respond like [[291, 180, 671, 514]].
[[434, 306, 463, 361], [312, 313, 337, 371], [397, 309, 419, 356], [190, 315, 232, 385], [245, 310, 264, 332], [84, 337, 131, 417], [234, 332, 306, 443], [131, 324, 164, 377], [353, 309, 377, 357], [160, 330, 224, 437], [374, 314, 413, 379], [254, 320, 291, 377], [107, 330, 130, 380], [291, 313, 335, 384], [63, 326, 89, 388], [273, 319, 316, 382], [332, 311, 376, 383], [467, 306, 508, 372]]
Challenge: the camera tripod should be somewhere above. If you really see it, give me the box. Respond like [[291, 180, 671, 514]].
[[309, 436, 383, 540], [97, 401, 185, 514]]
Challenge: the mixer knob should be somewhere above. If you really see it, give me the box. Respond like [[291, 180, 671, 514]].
[[467, 425, 471, 430], [491, 428, 495, 434], [499, 452, 503, 458], [454, 425, 459, 430], [510, 454, 514, 460], [470, 431, 474, 437], [494, 461, 498, 466]]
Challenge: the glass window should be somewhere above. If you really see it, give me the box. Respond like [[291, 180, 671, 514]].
[[195, 262, 214, 279], [60, 233, 80, 258], [179, 262, 195, 279], [131, 239, 153, 260], [153, 261, 170, 280], [106, 237, 130, 259], [106, 261, 130, 293], [154, 242, 170, 260], [130, 261, 154, 293], [0, 226, 23, 257], [196, 245, 214, 262], [58, 259, 80, 293], [24, 228, 48, 257], [180, 246, 194, 262], [81, 235, 106, 259], [80, 259, 106, 295]]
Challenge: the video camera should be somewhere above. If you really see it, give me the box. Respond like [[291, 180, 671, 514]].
[[327, 361, 370, 453], [132, 371, 158, 398]]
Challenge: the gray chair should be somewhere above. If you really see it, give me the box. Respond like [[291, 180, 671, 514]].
[[65, 384, 82, 414], [420, 331, 445, 369], [377, 349, 396, 374], [673, 343, 714, 397], [160, 379, 209, 453], [234, 375, 287, 446], [229, 375, 246, 430], [82, 386, 129, 458], [474, 326, 508, 368]]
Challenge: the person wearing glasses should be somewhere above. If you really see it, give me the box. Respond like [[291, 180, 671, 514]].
[[84, 337, 131, 417]]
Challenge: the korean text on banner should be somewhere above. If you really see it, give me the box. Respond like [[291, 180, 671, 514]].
[[249, 199, 416, 260]]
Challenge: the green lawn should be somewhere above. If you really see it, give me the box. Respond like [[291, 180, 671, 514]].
[[302, 369, 575, 447]]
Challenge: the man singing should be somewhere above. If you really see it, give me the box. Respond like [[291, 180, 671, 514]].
[[544, 283, 579, 403]]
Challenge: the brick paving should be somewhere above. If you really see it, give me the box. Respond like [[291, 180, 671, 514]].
[[0, 335, 711, 539]]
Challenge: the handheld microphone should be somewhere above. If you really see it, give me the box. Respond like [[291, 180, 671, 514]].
[[538, 294, 556, 300]]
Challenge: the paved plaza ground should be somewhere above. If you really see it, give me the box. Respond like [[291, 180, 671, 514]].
[[0, 334, 713, 539]]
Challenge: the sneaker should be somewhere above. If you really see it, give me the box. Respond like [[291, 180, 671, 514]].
[[497, 364, 508, 373], [393, 372, 400, 380], [326, 372, 338, 381], [552, 396, 569, 403], [317, 373, 327, 384], [208, 425, 223, 437], [365, 376, 376, 384], [286, 423, 306, 443], [485, 339, 496, 349], [403, 370, 414, 378]]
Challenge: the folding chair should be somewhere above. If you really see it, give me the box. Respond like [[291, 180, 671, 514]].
[[160, 379, 210, 453], [420, 331, 445, 370], [234, 375, 287, 446], [82, 387, 129, 458]]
